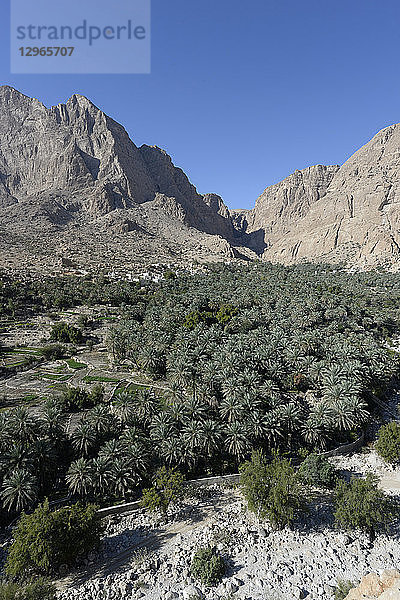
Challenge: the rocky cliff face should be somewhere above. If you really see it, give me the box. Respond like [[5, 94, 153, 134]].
[[345, 570, 400, 599], [239, 125, 400, 268], [232, 164, 340, 254]]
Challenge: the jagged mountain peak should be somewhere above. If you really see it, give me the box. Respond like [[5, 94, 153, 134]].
[[0, 88, 245, 270]]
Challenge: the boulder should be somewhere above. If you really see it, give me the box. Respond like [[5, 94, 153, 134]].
[[345, 571, 400, 600]]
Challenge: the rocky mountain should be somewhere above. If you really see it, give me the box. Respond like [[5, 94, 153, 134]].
[[0, 86, 252, 271], [0, 85, 399, 271], [236, 125, 400, 269]]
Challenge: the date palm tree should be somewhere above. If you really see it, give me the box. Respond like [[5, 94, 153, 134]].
[[87, 405, 115, 437], [111, 458, 138, 499], [328, 399, 358, 432], [112, 391, 136, 425], [245, 411, 268, 443], [157, 435, 182, 466], [122, 439, 150, 474], [40, 400, 67, 440], [219, 396, 243, 423], [1, 443, 33, 475], [182, 420, 203, 451], [224, 421, 250, 461], [120, 424, 146, 446], [71, 422, 97, 457], [98, 438, 123, 464], [135, 389, 159, 425], [199, 419, 224, 458], [301, 418, 329, 451], [181, 396, 209, 422], [32, 438, 57, 492], [66, 458, 93, 497], [1, 468, 38, 512], [150, 413, 176, 445], [263, 410, 284, 450], [278, 401, 303, 449], [8, 407, 40, 446], [92, 456, 113, 496]]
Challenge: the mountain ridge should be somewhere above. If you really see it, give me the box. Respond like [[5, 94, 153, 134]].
[[0, 85, 399, 271]]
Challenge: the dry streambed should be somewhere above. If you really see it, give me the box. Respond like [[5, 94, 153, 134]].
[[56, 456, 400, 600]]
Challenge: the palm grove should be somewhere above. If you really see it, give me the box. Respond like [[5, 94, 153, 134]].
[[0, 262, 399, 516]]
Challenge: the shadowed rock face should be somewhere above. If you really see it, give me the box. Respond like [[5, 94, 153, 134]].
[[1, 85, 400, 270], [232, 164, 340, 255]]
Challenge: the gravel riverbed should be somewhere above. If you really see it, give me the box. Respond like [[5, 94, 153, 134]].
[[56, 451, 400, 600]]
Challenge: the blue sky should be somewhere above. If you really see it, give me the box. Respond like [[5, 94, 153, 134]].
[[1, 0, 400, 209]]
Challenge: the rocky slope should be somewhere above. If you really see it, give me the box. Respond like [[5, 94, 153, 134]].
[[52, 447, 400, 600], [56, 481, 400, 600], [232, 164, 340, 254], [1, 85, 400, 270]]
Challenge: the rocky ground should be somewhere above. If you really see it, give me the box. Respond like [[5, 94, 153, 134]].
[[55, 448, 400, 600]]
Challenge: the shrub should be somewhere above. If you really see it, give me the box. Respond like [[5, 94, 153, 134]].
[[240, 451, 305, 529], [60, 385, 103, 411], [215, 304, 237, 325], [163, 270, 176, 280], [89, 384, 105, 406], [375, 422, 400, 464], [50, 323, 83, 345], [6, 500, 103, 577], [297, 453, 337, 488], [40, 344, 67, 360], [190, 546, 225, 586], [334, 580, 355, 600], [334, 473, 396, 542], [0, 578, 56, 600], [61, 386, 90, 411], [77, 315, 93, 329], [141, 466, 184, 514]]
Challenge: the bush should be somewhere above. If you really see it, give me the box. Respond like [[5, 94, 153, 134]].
[[297, 453, 337, 488], [40, 344, 67, 360], [141, 466, 184, 514], [89, 384, 105, 406], [6, 500, 103, 577], [240, 451, 305, 529], [334, 473, 396, 542], [61, 386, 90, 411], [163, 270, 176, 280], [375, 422, 400, 464], [77, 315, 93, 329], [50, 323, 83, 345], [60, 385, 103, 411], [190, 546, 225, 586], [0, 578, 56, 600], [215, 304, 238, 325], [334, 580, 355, 600]]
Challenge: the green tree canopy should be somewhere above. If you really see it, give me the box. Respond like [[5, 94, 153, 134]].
[[375, 422, 400, 464], [240, 450, 305, 529], [141, 466, 184, 514], [6, 500, 103, 578], [333, 473, 396, 542]]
